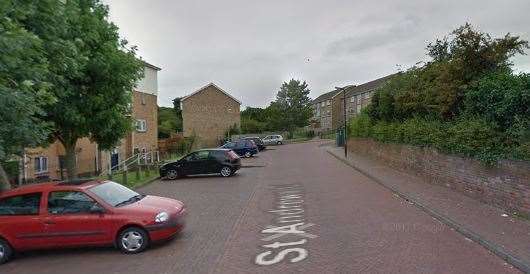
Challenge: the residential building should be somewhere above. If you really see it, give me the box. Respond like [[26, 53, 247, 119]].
[[310, 90, 340, 133], [21, 61, 161, 182], [181, 83, 241, 148], [310, 74, 395, 133], [333, 74, 396, 128]]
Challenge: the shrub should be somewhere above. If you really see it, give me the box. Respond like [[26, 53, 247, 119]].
[[441, 117, 506, 164], [400, 118, 445, 147], [464, 71, 530, 131], [348, 114, 515, 164], [348, 112, 373, 138]]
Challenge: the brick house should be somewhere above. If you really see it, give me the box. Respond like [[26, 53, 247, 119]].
[[21, 61, 161, 182], [181, 83, 241, 148]]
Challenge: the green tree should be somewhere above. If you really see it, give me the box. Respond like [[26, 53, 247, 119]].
[[0, 1, 56, 190], [272, 79, 312, 132], [355, 23, 530, 163], [172, 97, 183, 132], [17, 0, 144, 180], [369, 23, 529, 121], [158, 106, 181, 138]]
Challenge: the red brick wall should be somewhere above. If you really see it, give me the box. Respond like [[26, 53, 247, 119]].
[[348, 138, 530, 216]]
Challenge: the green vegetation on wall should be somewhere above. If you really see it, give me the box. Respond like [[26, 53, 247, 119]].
[[349, 24, 530, 164]]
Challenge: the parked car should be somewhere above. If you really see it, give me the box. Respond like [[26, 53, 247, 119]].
[[160, 149, 241, 179], [221, 139, 259, 158], [0, 179, 186, 264], [242, 137, 266, 151], [262, 134, 284, 145]]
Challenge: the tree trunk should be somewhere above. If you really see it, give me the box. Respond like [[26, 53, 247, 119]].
[[63, 141, 78, 181], [0, 162, 12, 191]]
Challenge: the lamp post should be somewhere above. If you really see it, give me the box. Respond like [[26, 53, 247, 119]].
[[335, 87, 347, 158]]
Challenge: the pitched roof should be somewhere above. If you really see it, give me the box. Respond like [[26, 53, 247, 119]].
[[312, 89, 341, 103], [343, 74, 397, 97], [141, 60, 161, 71], [181, 83, 241, 104]]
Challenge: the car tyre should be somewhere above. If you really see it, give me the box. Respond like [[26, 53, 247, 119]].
[[0, 238, 13, 265], [166, 168, 179, 180], [118, 227, 149, 254], [220, 166, 233, 177], [277, 141, 282, 145], [244, 151, 252, 158]]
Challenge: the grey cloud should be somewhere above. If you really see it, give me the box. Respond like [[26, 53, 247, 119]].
[[103, 0, 530, 108], [324, 16, 421, 57]]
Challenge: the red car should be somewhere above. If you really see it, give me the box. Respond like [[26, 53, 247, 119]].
[[0, 179, 186, 264]]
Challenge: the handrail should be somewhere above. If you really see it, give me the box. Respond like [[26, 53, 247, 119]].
[[101, 150, 160, 175]]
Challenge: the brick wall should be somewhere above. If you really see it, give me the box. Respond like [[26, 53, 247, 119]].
[[348, 138, 530, 216], [131, 90, 158, 153], [182, 85, 240, 148]]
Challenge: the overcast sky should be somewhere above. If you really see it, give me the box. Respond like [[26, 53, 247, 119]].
[[103, 0, 530, 108]]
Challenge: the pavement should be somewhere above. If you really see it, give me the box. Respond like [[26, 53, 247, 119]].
[[2, 141, 520, 274], [326, 143, 530, 273]]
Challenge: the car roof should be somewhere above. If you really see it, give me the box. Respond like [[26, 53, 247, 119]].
[[0, 179, 105, 198], [198, 148, 231, 151]]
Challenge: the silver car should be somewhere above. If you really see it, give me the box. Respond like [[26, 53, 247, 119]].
[[262, 135, 284, 145]]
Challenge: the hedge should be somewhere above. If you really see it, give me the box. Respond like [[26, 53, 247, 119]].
[[348, 112, 528, 165]]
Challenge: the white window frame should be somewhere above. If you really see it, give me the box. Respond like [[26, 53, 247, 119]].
[[326, 100, 331, 106], [136, 119, 147, 132], [350, 97, 355, 103], [35, 156, 48, 174], [321, 101, 325, 107]]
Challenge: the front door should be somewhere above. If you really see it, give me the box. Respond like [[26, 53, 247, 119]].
[[204, 151, 221, 173], [43, 191, 114, 247], [0, 193, 48, 250], [110, 149, 119, 171], [181, 151, 209, 175]]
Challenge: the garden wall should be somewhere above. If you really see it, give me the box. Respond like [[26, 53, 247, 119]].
[[347, 138, 530, 216]]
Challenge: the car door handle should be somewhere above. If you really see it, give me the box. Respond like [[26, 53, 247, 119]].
[[44, 220, 56, 225]]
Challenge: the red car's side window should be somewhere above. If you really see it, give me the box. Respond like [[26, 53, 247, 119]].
[[0, 193, 42, 216], [48, 191, 98, 215]]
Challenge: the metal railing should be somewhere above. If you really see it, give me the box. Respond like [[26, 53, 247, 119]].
[[103, 151, 160, 176]]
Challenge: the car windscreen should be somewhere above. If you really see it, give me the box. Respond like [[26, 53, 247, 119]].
[[89, 181, 142, 207]]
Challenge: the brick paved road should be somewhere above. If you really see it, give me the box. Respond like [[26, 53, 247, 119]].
[[2, 142, 518, 274]]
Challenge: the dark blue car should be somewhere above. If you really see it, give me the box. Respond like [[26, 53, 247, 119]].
[[221, 139, 259, 158]]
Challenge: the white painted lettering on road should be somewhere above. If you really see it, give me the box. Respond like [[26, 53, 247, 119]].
[[255, 184, 318, 266]]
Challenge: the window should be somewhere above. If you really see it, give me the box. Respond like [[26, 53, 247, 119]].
[[141, 93, 146, 105], [34, 156, 48, 173], [321, 101, 325, 107], [350, 97, 355, 103], [356, 95, 361, 105], [136, 119, 147, 132], [0, 193, 41, 216], [90, 181, 140, 207], [195, 151, 210, 160], [365, 92, 371, 99], [48, 191, 98, 214], [185, 151, 209, 161], [327, 100, 331, 106]]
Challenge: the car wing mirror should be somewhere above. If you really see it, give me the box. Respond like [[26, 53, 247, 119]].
[[90, 204, 105, 214]]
